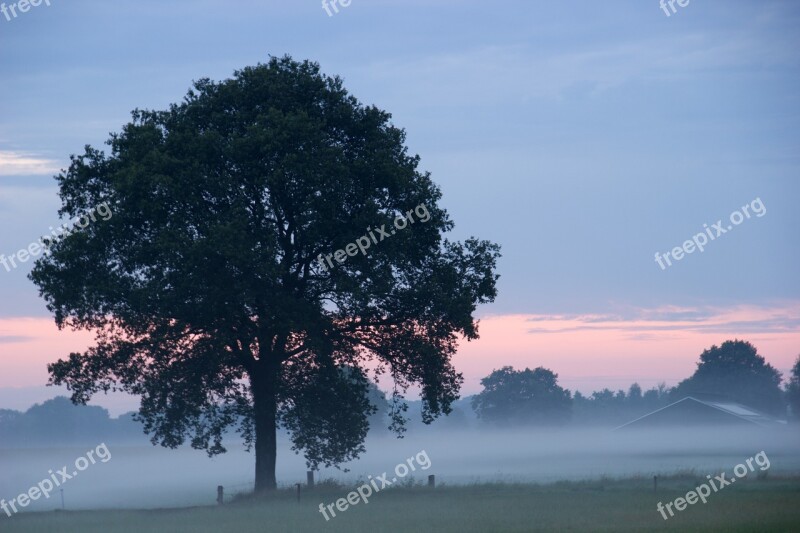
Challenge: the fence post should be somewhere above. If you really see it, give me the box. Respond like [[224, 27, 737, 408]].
[[307, 470, 315, 489], [653, 475, 658, 493], [217, 485, 224, 505], [428, 475, 435, 488], [296, 483, 302, 501]]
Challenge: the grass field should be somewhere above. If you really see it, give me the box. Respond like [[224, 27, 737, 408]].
[[2, 475, 799, 532]]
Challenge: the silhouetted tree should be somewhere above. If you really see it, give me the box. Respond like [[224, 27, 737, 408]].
[[29, 56, 500, 491], [0, 409, 21, 429], [627, 383, 643, 406], [571, 382, 672, 426], [786, 354, 800, 420], [365, 376, 392, 434], [472, 366, 571, 425], [0, 397, 114, 446], [591, 389, 616, 407], [642, 382, 670, 410], [673, 340, 784, 415]]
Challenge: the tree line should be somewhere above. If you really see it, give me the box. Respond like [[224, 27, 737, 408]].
[[471, 340, 800, 426], [4, 340, 798, 447]]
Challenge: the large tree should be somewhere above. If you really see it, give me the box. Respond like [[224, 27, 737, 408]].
[[673, 340, 784, 415], [471, 366, 572, 425], [30, 56, 500, 491]]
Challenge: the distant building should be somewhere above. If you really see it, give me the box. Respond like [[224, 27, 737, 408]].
[[615, 396, 786, 430]]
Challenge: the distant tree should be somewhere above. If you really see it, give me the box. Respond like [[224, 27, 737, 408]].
[[0, 399, 150, 448], [570, 391, 595, 424], [673, 340, 784, 415], [586, 388, 626, 419], [110, 412, 149, 442], [29, 56, 500, 491], [786, 355, 800, 420], [471, 366, 572, 425], [627, 383, 643, 405], [0, 409, 21, 436], [572, 391, 587, 409], [642, 382, 670, 410], [0, 397, 112, 446], [365, 377, 391, 434], [571, 382, 673, 426], [590, 388, 615, 405]]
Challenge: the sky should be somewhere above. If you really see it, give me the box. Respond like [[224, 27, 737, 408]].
[[0, 0, 798, 415]]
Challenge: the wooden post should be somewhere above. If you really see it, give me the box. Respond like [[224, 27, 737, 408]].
[[653, 475, 658, 493], [217, 485, 224, 505], [296, 483, 302, 501], [428, 475, 435, 488], [307, 470, 315, 489]]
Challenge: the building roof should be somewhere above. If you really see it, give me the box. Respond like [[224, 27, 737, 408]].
[[615, 396, 785, 430]]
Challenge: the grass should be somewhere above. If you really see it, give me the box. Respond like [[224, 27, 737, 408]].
[[2, 475, 799, 532]]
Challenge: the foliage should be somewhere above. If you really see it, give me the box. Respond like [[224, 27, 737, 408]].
[[572, 382, 671, 426], [672, 340, 784, 415], [786, 354, 800, 420], [471, 366, 571, 425]]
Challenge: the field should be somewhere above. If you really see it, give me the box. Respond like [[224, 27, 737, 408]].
[[3, 476, 799, 532]]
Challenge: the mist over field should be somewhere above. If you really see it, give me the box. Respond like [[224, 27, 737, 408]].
[[2, 424, 798, 512]]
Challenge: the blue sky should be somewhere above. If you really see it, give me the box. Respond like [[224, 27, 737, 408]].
[[1, 0, 799, 411]]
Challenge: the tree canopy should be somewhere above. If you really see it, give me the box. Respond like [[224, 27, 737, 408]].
[[673, 340, 784, 415], [471, 366, 572, 425], [786, 354, 800, 420], [29, 56, 500, 490]]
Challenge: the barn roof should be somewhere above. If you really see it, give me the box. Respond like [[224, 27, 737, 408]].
[[615, 396, 785, 430]]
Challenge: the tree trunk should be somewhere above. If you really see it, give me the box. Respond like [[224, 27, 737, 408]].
[[252, 363, 278, 492]]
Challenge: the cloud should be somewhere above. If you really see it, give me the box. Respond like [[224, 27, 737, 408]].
[[0, 335, 35, 344], [0, 151, 61, 177], [525, 303, 800, 335]]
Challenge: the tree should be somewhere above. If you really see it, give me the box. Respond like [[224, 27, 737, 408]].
[[0, 397, 116, 447], [571, 382, 673, 426], [673, 340, 784, 415], [627, 383, 643, 405], [471, 366, 572, 425], [642, 382, 670, 410], [364, 374, 392, 434], [29, 56, 500, 491], [786, 355, 800, 420]]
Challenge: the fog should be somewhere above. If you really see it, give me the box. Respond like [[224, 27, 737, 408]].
[[3, 424, 798, 512]]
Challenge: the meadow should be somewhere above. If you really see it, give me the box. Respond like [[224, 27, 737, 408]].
[[2, 475, 799, 532]]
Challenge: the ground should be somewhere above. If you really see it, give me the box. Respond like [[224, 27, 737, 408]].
[[2, 476, 799, 532]]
